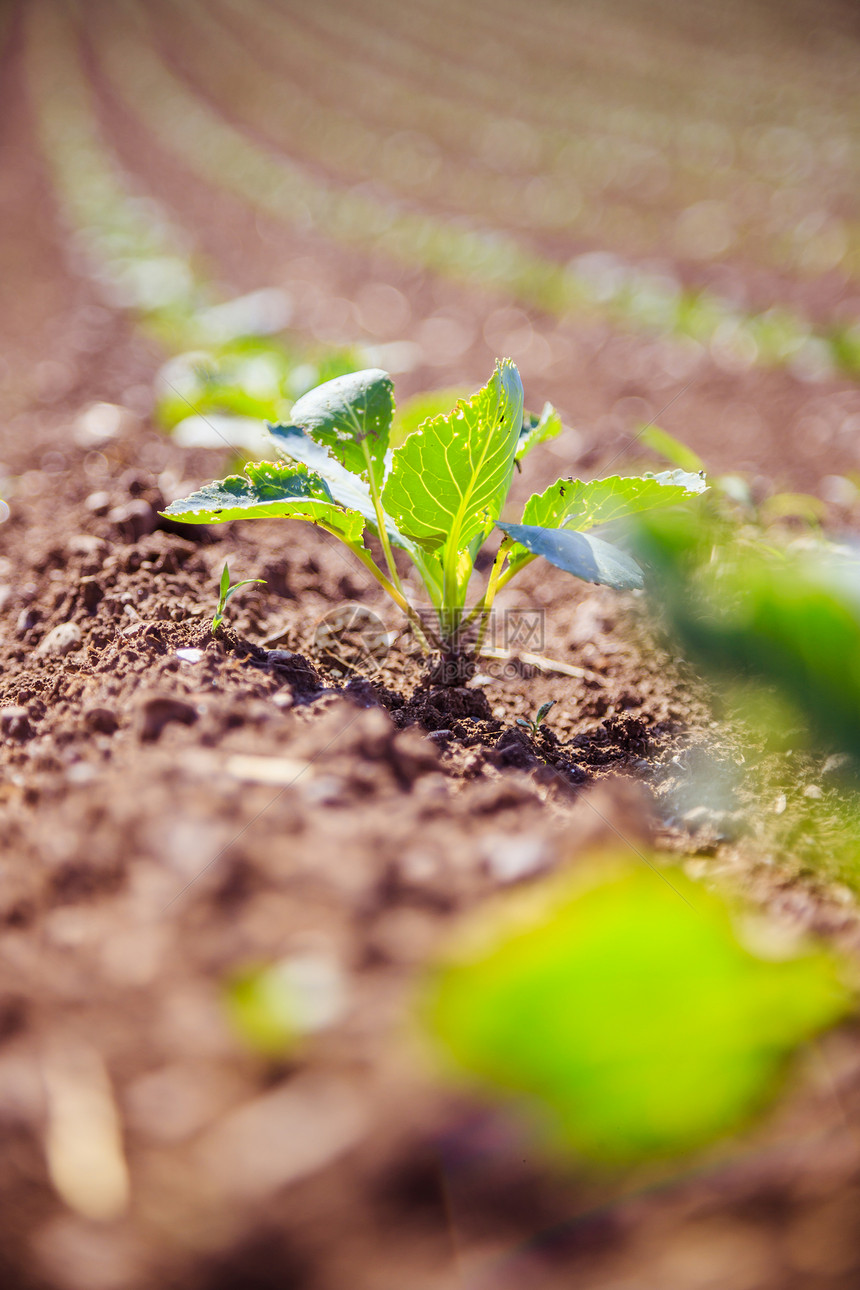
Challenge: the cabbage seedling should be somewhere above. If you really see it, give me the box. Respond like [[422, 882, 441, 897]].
[[164, 361, 705, 660], [212, 562, 266, 633], [516, 699, 556, 737]]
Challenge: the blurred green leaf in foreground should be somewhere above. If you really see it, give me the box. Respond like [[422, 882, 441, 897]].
[[423, 861, 849, 1163], [635, 510, 860, 764]]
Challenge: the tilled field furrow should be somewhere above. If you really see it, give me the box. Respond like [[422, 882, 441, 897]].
[[160, 0, 860, 330], [79, 0, 600, 316], [154, 0, 623, 250], [269, 0, 860, 285], [19, 0, 857, 494], [320, 0, 860, 133], [68, 0, 860, 382], [278, 0, 860, 175]]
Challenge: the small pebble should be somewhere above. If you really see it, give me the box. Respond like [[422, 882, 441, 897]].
[[803, 784, 823, 799], [822, 753, 851, 779], [37, 622, 82, 657], [74, 401, 134, 447], [84, 490, 111, 515], [108, 499, 157, 542], [67, 535, 105, 558], [16, 608, 39, 635], [482, 834, 548, 884], [302, 776, 346, 806], [176, 648, 205, 664], [66, 763, 98, 785]]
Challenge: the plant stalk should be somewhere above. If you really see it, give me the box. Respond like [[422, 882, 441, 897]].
[[471, 538, 511, 654], [493, 551, 535, 595], [345, 538, 440, 652], [363, 443, 405, 599]]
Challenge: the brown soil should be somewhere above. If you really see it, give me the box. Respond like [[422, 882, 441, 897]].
[[5, 384, 860, 1290], [4, 3, 860, 1288]]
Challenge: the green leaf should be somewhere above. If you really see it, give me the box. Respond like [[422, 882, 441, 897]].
[[635, 511, 860, 764], [269, 420, 423, 556], [162, 461, 365, 543], [515, 402, 562, 463], [382, 359, 524, 553], [497, 522, 644, 591], [268, 422, 378, 518], [288, 368, 394, 481], [156, 354, 285, 431], [506, 469, 707, 576], [423, 860, 849, 1162], [219, 562, 230, 599], [223, 578, 266, 605], [524, 469, 707, 531]]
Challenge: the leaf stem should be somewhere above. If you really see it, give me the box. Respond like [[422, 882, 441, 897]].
[[471, 537, 511, 653], [362, 442, 405, 599], [344, 537, 440, 652], [494, 552, 535, 594]]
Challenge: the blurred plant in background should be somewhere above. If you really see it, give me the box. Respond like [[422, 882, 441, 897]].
[[28, 0, 361, 459]]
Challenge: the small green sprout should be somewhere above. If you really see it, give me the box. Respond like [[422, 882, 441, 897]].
[[224, 963, 297, 1056], [212, 562, 266, 633], [516, 699, 556, 737]]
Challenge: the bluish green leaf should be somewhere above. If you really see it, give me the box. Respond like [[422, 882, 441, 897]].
[[497, 522, 644, 590], [268, 422, 378, 520], [382, 360, 524, 553], [289, 368, 394, 481], [505, 469, 707, 576], [268, 420, 424, 561], [423, 860, 849, 1162], [162, 461, 365, 543]]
